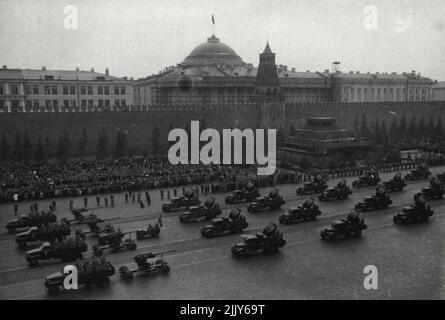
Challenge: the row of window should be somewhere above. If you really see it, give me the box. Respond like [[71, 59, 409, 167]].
[[343, 86, 431, 102], [23, 99, 128, 108], [0, 85, 128, 96]]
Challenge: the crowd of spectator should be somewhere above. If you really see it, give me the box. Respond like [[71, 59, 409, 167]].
[[0, 158, 262, 203]]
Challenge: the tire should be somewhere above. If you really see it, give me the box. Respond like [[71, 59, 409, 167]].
[[48, 286, 60, 295], [17, 242, 26, 249], [28, 259, 39, 267], [161, 264, 170, 274], [127, 242, 137, 251]]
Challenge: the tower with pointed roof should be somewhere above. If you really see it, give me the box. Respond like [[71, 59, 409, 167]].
[[253, 42, 285, 132]]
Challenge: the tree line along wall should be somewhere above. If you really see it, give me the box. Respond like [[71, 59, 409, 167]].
[[0, 100, 444, 159], [282, 101, 445, 133], [0, 108, 260, 158]]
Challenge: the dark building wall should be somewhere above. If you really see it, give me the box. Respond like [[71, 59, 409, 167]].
[[1, 101, 444, 159]]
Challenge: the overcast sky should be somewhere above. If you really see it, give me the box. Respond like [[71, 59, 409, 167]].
[[1, 0, 444, 80]]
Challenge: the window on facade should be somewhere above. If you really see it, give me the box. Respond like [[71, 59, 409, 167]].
[[114, 86, 119, 95], [11, 85, 19, 95], [63, 86, 69, 95], [44, 86, 50, 95], [88, 99, 93, 107], [115, 99, 120, 106], [81, 100, 86, 107], [70, 86, 75, 95], [0, 85, 3, 95], [52, 86, 57, 95], [88, 86, 93, 95], [105, 100, 110, 106], [63, 100, 69, 107], [98, 86, 103, 95], [98, 100, 103, 107], [52, 100, 58, 107], [33, 86, 39, 95], [121, 99, 126, 106], [80, 86, 86, 95], [104, 86, 109, 95], [120, 86, 126, 95], [25, 85, 31, 95], [45, 100, 51, 107], [33, 100, 39, 107]]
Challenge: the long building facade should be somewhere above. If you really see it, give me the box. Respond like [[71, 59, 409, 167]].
[[134, 34, 435, 105], [0, 33, 439, 113], [0, 66, 134, 112]]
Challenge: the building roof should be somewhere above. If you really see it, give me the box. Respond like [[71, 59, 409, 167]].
[[0, 68, 129, 81], [182, 35, 245, 67]]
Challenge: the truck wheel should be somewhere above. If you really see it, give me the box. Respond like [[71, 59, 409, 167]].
[[48, 286, 60, 295], [29, 259, 38, 267], [17, 242, 26, 249], [161, 264, 170, 274], [128, 242, 137, 250]]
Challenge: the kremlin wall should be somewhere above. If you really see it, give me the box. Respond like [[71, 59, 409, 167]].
[[0, 100, 443, 157]]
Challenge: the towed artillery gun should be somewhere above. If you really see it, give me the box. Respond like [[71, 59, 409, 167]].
[[161, 189, 201, 213], [136, 223, 161, 240], [179, 197, 222, 223], [6, 211, 57, 234], [200, 208, 248, 238], [119, 250, 176, 280], [225, 181, 260, 204], [404, 165, 431, 181], [247, 188, 285, 213], [296, 174, 327, 195], [354, 186, 392, 212], [320, 211, 368, 241], [279, 198, 321, 225], [393, 194, 434, 225], [382, 172, 407, 192], [352, 170, 381, 188], [93, 229, 137, 255], [75, 216, 120, 238], [231, 223, 286, 257], [318, 180, 352, 201], [26, 236, 87, 267], [417, 177, 444, 200], [16, 221, 71, 249], [45, 256, 115, 295]]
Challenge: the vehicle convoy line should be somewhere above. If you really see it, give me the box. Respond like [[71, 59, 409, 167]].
[[1, 213, 444, 300], [1, 195, 443, 278]]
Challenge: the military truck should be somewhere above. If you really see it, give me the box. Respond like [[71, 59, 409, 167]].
[[44, 256, 115, 295], [355, 187, 392, 212], [16, 222, 71, 249], [296, 175, 327, 195], [179, 197, 222, 223], [69, 207, 103, 224], [418, 178, 444, 200], [6, 211, 57, 234], [393, 195, 434, 225], [318, 180, 352, 201], [201, 208, 248, 237], [225, 181, 260, 204], [25, 236, 87, 267], [404, 165, 431, 181], [382, 173, 407, 192], [231, 222, 286, 257], [161, 189, 201, 212], [279, 198, 322, 225], [352, 171, 381, 188], [119, 250, 175, 280], [93, 230, 137, 255], [247, 188, 285, 213], [320, 212, 367, 241]]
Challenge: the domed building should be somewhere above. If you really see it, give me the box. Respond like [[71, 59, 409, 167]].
[[133, 34, 434, 106]]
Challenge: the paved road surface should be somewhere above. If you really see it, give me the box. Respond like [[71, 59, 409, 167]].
[[0, 167, 444, 299]]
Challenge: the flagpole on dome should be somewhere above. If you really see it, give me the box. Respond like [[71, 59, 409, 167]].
[[212, 14, 215, 36]]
